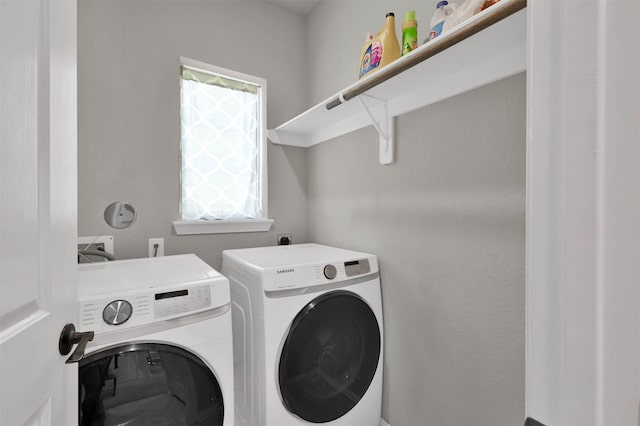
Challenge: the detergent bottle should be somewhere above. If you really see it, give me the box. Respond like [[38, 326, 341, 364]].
[[358, 32, 374, 79], [426, 1, 455, 43], [402, 10, 418, 55], [359, 13, 401, 79]]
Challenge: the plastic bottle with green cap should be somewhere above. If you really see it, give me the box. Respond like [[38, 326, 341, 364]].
[[402, 10, 418, 55]]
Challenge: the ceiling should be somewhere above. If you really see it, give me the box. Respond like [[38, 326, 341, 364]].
[[264, 0, 321, 16]]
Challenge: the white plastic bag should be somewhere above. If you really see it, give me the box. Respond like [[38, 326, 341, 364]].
[[443, 0, 485, 33]]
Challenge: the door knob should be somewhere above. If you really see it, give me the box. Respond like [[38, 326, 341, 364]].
[[58, 323, 94, 364]]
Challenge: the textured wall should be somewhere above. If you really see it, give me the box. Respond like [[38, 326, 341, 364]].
[[77, 0, 309, 270], [306, 73, 526, 426]]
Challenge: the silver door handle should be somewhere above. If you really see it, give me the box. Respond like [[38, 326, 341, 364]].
[[58, 323, 94, 364]]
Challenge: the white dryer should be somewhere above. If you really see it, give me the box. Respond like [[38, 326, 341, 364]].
[[77, 254, 234, 426], [222, 244, 383, 426]]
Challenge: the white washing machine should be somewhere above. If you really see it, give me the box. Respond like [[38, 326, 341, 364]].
[[77, 254, 234, 426], [222, 244, 383, 426]]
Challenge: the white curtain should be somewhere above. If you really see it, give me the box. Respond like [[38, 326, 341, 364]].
[[180, 68, 262, 220]]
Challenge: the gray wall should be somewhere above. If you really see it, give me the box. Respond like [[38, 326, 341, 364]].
[[307, 2, 526, 425], [307, 74, 526, 426], [78, 0, 309, 270]]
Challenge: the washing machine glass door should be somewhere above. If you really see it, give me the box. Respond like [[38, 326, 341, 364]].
[[278, 290, 381, 423], [79, 342, 224, 426]]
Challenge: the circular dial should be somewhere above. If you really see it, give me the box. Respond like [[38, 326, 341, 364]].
[[323, 264, 337, 280], [102, 299, 133, 325]]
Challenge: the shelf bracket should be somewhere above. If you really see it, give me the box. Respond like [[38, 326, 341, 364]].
[[356, 95, 394, 165]]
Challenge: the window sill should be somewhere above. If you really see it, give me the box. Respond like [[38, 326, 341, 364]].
[[172, 219, 274, 235]]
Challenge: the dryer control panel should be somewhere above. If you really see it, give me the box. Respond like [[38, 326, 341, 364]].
[[263, 257, 376, 291], [344, 259, 371, 277], [322, 259, 370, 280], [223, 243, 379, 292]]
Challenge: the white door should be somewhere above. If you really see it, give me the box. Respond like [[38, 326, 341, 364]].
[[527, 1, 640, 425], [0, 0, 79, 425]]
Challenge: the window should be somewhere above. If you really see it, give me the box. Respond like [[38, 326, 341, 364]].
[[173, 58, 272, 235]]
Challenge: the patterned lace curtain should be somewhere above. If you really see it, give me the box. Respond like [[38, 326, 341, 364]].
[[180, 66, 263, 220]]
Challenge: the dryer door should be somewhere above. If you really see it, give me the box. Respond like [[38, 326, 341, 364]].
[[278, 290, 381, 423], [79, 343, 224, 426]]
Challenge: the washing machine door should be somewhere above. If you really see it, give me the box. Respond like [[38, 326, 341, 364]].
[[78, 343, 224, 426], [278, 290, 381, 423]]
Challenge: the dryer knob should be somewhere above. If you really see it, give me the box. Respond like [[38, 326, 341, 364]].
[[323, 264, 337, 280], [103, 299, 133, 326]]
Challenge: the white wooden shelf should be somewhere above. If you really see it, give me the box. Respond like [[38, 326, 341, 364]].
[[268, 0, 527, 164]]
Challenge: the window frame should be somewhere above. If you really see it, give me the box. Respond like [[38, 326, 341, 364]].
[[173, 57, 272, 235]]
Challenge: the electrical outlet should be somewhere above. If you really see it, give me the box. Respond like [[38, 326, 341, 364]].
[[148, 238, 164, 257], [277, 233, 292, 245]]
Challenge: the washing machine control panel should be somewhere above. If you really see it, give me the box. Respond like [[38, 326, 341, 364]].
[[154, 285, 211, 318], [80, 283, 213, 331], [102, 300, 133, 325]]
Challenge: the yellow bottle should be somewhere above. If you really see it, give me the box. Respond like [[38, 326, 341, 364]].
[[358, 13, 401, 79]]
